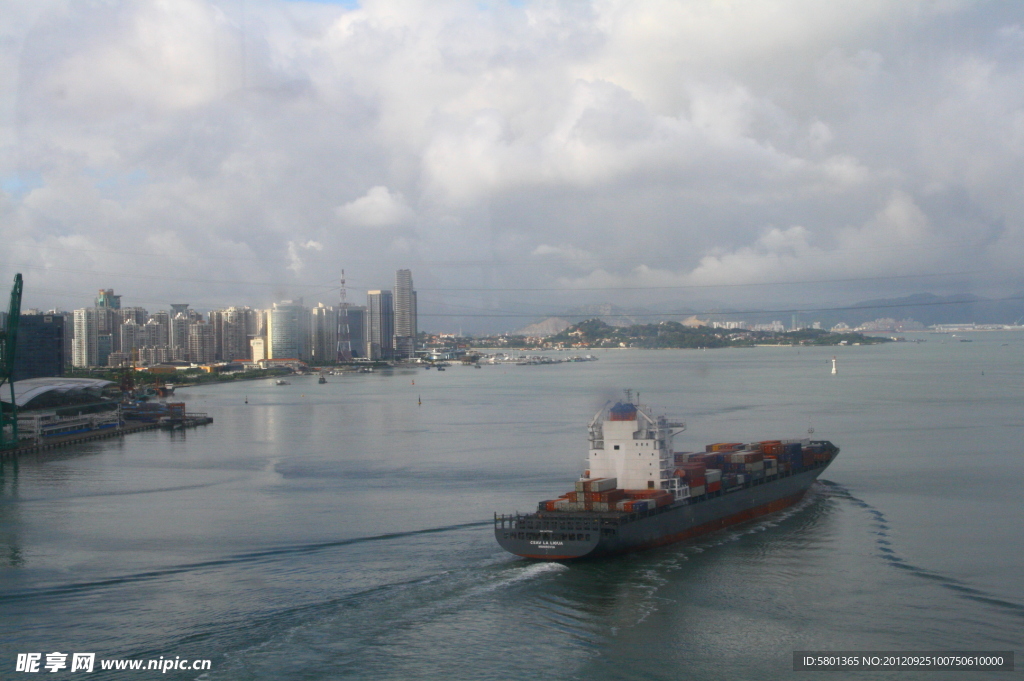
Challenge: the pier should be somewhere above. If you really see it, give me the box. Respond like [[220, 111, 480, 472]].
[[0, 414, 213, 461]]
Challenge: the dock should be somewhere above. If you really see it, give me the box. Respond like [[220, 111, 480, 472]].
[[0, 414, 213, 461]]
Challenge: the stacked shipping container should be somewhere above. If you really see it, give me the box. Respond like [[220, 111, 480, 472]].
[[538, 439, 823, 515]]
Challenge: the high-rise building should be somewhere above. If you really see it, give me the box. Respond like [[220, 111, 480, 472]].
[[118, 306, 148, 326], [219, 307, 254, 361], [144, 316, 170, 347], [365, 291, 394, 360], [188, 322, 216, 364], [95, 291, 121, 353], [170, 313, 191, 361], [268, 301, 308, 360], [339, 304, 366, 359], [250, 337, 266, 362], [13, 314, 65, 380], [394, 269, 417, 359], [72, 308, 99, 367], [96, 289, 121, 309], [120, 320, 141, 356], [310, 303, 338, 365]]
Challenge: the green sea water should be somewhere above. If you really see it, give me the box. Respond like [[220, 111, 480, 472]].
[[1, 333, 1022, 680]]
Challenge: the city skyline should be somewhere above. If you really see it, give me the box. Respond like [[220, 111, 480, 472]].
[[18, 267, 419, 368]]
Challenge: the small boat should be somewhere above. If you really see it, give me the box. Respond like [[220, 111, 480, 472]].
[[275, 380, 291, 385], [318, 372, 327, 384]]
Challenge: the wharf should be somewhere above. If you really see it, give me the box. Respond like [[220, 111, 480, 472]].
[[0, 416, 213, 461]]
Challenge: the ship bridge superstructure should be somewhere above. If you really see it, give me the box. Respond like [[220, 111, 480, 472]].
[[587, 397, 686, 498]]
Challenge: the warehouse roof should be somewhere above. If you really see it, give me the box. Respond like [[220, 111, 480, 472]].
[[0, 377, 116, 408]]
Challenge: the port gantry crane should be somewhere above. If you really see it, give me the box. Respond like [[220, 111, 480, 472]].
[[1, 273, 23, 450]]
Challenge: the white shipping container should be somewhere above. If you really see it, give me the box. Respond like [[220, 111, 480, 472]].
[[689, 485, 706, 496], [706, 469, 722, 483], [745, 461, 765, 472], [575, 479, 589, 492], [586, 477, 618, 492]]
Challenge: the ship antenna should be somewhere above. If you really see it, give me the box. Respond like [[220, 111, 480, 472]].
[[624, 389, 633, 404]]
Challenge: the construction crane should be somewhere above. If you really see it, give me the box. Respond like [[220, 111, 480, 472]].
[[1, 273, 24, 450]]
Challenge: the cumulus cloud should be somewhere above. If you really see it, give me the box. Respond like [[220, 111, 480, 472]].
[[286, 239, 323, 275], [2, 0, 1023, 326], [335, 186, 416, 228]]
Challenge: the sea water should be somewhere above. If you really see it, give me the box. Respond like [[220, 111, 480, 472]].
[[1, 334, 1022, 680]]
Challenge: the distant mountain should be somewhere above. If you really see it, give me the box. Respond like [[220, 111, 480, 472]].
[[806, 293, 1024, 328], [514, 317, 573, 336], [503, 293, 1024, 335]]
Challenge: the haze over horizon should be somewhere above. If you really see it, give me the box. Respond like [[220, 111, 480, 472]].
[[3, 0, 1024, 332]]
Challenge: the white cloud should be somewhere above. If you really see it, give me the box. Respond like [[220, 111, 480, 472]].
[[3, 0, 1023, 322], [286, 239, 323, 275], [335, 186, 415, 227]]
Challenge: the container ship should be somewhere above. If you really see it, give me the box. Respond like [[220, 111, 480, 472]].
[[494, 396, 838, 560]]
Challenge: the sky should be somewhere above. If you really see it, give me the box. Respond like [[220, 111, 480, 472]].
[[2, 0, 1024, 331]]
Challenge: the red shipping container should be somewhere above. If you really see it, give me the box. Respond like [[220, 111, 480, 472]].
[[585, 489, 626, 502], [625, 489, 673, 500], [681, 462, 707, 476], [688, 476, 706, 487], [706, 481, 721, 493]]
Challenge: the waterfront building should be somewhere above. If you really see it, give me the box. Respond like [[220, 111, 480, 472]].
[[12, 313, 65, 380], [366, 291, 394, 360], [250, 337, 266, 362], [268, 300, 309, 361], [106, 351, 130, 368], [394, 269, 417, 359], [72, 308, 99, 367], [138, 345, 172, 365], [310, 303, 338, 365]]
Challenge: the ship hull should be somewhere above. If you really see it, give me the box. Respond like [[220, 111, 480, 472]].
[[495, 463, 831, 560]]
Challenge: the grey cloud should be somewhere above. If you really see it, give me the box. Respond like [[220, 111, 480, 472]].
[[2, 0, 1022, 328]]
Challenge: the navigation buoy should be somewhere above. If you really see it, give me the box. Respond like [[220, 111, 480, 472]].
[[831, 357, 837, 374], [418, 394, 422, 406]]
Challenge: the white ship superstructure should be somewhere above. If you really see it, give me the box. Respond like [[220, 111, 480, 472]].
[[587, 398, 688, 499]]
